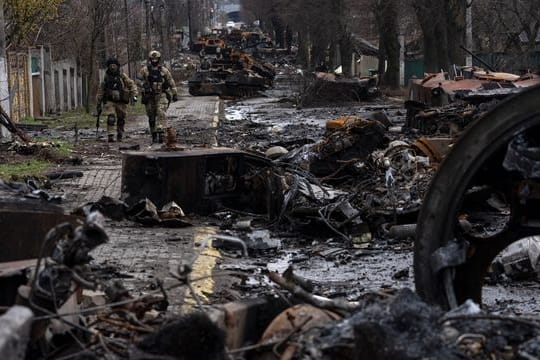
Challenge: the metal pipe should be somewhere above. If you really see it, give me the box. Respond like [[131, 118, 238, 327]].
[[459, 45, 495, 72]]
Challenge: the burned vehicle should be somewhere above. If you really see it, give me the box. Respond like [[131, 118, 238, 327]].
[[414, 85, 540, 309], [188, 48, 275, 98]]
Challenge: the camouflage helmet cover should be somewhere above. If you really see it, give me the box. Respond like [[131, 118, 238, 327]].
[[149, 50, 161, 60]]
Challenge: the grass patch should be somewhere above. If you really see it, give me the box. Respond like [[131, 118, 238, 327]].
[[0, 159, 50, 179], [22, 104, 147, 130], [52, 139, 73, 156], [31, 137, 74, 157], [130, 101, 147, 116], [0, 140, 75, 180], [54, 108, 97, 129]]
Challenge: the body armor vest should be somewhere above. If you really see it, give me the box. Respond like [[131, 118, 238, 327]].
[[104, 74, 124, 102], [104, 73, 130, 103], [147, 66, 169, 93]]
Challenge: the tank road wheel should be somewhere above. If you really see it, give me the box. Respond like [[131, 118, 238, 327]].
[[414, 85, 540, 309]]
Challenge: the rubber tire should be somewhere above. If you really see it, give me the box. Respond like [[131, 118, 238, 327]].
[[414, 85, 540, 308]]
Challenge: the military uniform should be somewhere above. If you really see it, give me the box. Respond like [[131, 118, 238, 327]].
[[139, 51, 178, 143], [97, 59, 138, 142]]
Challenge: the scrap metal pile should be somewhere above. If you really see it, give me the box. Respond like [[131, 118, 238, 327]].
[[188, 29, 277, 98], [299, 72, 380, 107], [0, 209, 225, 359], [2, 62, 540, 359], [407, 68, 540, 135]]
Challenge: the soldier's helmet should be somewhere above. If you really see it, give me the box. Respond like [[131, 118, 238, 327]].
[[149, 51, 161, 66], [106, 57, 120, 73], [106, 57, 120, 67], [149, 51, 161, 60]]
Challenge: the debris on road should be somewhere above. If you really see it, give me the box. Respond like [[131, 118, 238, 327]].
[[1, 46, 540, 360]]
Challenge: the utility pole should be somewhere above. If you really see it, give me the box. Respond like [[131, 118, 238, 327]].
[[0, 0, 11, 139], [145, 0, 152, 53], [124, 0, 132, 77]]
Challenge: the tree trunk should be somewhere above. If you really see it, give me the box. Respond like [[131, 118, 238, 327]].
[[415, 0, 467, 73], [373, 0, 400, 87], [296, 31, 309, 68], [310, 28, 327, 71], [285, 26, 293, 53], [340, 32, 353, 76], [446, 0, 466, 67]]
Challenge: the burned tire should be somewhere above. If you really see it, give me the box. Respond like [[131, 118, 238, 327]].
[[414, 85, 540, 309]]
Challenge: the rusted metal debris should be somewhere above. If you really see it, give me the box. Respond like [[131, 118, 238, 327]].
[[299, 72, 379, 107], [3, 53, 540, 360], [121, 148, 275, 215], [188, 48, 276, 98], [414, 85, 540, 310], [409, 69, 540, 107], [0, 195, 78, 262], [75, 196, 191, 227]]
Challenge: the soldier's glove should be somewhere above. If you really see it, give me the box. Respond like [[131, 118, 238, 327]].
[[172, 94, 178, 102]]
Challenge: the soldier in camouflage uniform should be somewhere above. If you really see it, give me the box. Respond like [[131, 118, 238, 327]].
[[96, 58, 138, 142], [139, 50, 178, 143]]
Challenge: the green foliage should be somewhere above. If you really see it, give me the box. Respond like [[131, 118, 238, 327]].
[[54, 108, 97, 129], [32, 137, 73, 156], [0, 159, 50, 179], [52, 139, 72, 156], [4, 0, 64, 46], [130, 101, 147, 116], [21, 116, 36, 123]]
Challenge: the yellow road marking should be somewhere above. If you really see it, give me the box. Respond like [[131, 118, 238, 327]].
[[182, 226, 220, 310]]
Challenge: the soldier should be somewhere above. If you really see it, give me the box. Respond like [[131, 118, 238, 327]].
[[139, 50, 178, 143], [96, 58, 138, 142]]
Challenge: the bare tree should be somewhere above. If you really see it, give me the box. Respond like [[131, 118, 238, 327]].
[[413, 0, 467, 72], [476, 0, 540, 72], [371, 0, 400, 87], [37, 0, 119, 111]]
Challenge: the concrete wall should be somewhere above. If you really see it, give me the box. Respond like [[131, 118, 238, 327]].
[[30, 46, 84, 116], [48, 58, 83, 113], [0, 56, 10, 138]]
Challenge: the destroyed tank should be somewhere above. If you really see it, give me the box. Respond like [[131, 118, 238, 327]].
[[188, 49, 275, 98], [188, 70, 227, 96], [188, 68, 270, 97]]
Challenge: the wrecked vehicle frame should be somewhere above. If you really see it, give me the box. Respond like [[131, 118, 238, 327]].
[[414, 84, 540, 309]]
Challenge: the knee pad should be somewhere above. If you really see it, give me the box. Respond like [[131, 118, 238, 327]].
[[107, 115, 116, 126]]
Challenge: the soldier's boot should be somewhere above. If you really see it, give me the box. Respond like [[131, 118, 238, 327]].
[[117, 117, 125, 142], [107, 115, 116, 143], [148, 115, 156, 141]]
